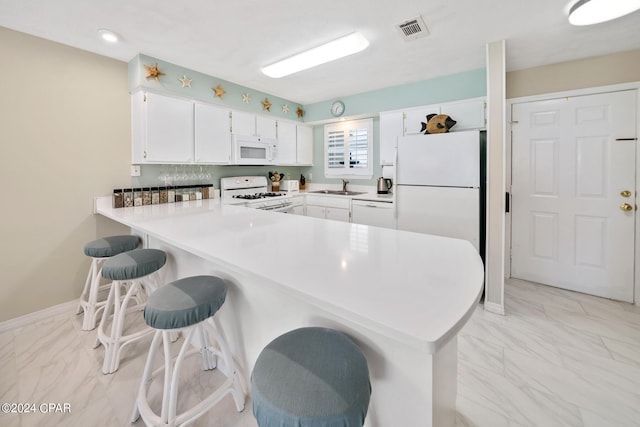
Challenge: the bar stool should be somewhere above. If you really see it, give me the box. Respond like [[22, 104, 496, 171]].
[[96, 248, 167, 374], [131, 275, 246, 426], [251, 327, 371, 427], [77, 235, 141, 331]]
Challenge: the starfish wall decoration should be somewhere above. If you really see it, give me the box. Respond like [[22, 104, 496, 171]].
[[282, 104, 289, 114], [213, 84, 226, 99], [262, 98, 272, 112], [144, 63, 165, 81], [179, 75, 192, 88], [296, 107, 305, 118], [242, 93, 251, 104]]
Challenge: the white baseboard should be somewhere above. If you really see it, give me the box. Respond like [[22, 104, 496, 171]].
[[0, 300, 79, 333], [484, 301, 506, 316]]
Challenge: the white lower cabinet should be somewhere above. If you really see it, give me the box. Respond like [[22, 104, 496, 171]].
[[305, 196, 351, 222], [351, 199, 395, 228]]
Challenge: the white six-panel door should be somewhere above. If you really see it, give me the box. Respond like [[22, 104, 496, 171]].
[[511, 90, 637, 302]]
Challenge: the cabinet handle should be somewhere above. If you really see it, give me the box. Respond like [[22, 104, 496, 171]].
[[366, 204, 377, 208], [143, 150, 147, 159]]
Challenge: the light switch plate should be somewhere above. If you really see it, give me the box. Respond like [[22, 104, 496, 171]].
[[131, 165, 141, 177]]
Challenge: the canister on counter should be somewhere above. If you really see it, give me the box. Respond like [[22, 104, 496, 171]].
[[151, 187, 160, 205], [123, 188, 133, 207], [113, 189, 124, 208], [202, 184, 213, 199], [167, 186, 175, 203], [159, 186, 168, 204], [142, 187, 151, 205], [133, 188, 143, 206]]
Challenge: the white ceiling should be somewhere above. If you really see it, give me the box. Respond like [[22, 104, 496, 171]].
[[1, 0, 639, 105]]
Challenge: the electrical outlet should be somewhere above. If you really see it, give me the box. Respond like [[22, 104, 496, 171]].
[[308, 172, 313, 180], [131, 165, 141, 177]]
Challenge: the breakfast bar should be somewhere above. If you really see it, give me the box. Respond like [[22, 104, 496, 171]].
[[95, 196, 484, 426]]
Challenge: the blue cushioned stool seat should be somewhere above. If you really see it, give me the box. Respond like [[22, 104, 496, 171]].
[[251, 327, 371, 427], [102, 248, 166, 281], [84, 235, 140, 258], [144, 275, 228, 330]]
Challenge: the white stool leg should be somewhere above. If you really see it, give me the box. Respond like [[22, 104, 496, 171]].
[[97, 279, 154, 374], [133, 319, 246, 427], [78, 258, 106, 330], [131, 329, 163, 424]]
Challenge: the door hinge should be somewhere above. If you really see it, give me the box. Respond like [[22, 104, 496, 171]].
[[143, 94, 147, 102]]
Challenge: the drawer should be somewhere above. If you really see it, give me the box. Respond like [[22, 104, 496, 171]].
[[305, 195, 351, 209]]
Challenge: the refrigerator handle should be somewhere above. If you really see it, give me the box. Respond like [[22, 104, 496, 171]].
[[505, 192, 510, 213]]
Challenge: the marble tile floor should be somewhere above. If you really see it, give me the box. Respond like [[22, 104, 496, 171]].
[[1, 278, 639, 426]]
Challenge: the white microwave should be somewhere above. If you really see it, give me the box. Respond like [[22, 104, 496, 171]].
[[232, 134, 277, 165]]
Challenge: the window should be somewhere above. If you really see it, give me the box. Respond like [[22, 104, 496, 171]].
[[324, 118, 373, 178]]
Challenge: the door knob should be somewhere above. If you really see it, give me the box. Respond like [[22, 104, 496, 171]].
[[620, 190, 632, 198], [620, 203, 634, 212]]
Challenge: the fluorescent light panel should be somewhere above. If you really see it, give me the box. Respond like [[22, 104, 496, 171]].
[[569, 0, 640, 25], [262, 32, 369, 78]]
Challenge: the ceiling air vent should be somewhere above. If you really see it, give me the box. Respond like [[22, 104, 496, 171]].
[[396, 15, 429, 41]]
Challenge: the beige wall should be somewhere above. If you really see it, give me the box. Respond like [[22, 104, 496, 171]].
[[507, 48, 640, 99], [0, 27, 131, 322]]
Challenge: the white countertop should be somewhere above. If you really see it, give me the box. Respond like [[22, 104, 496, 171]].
[[95, 197, 483, 353]]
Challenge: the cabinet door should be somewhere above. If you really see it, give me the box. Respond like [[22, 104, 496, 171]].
[[145, 92, 194, 163], [352, 201, 395, 228], [276, 121, 297, 164], [403, 104, 440, 135], [231, 110, 256, 135], [305, 205, 325, 219], [257, 116, 277, 139], [296, 125, 313, 165], [292, 205, 305, 215], [194, 103, 231, 164], [325, 208, 350, 222], [440, 98, 486, 131], [379, 111, 403, 165]]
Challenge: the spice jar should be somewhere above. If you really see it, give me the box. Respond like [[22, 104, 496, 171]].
[[113, 189, 124, 208], [142, 187, 151, 205], [159, 186, 168, 204], [202, 184, 212, 199], [133, 188, 143, 206], [123, 189, 133, 207], [151, 187, 160, 205], [167, 186, 175, 203]]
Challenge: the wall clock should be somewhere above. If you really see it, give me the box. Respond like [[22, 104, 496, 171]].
[[330, 100, 345, 117]]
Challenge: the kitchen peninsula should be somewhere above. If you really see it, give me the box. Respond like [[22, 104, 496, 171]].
[[95, 196, 484, 426]]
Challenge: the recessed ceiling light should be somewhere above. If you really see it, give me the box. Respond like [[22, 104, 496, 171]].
[[261, 32, 369, 78], [568, 0, 640, 25], [97, 28, 120, 43]]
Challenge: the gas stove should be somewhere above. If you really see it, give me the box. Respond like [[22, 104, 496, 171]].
[[232, 192, 285, 200], [221, 176, 301, 212]]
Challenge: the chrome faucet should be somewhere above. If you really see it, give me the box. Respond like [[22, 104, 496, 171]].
[[342, 179, 349, 192]]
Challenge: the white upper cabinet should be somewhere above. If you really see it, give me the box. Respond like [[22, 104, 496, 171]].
[[256, 116, 277, 139], [132, 91, 194, 163], [231, 110, 256, 136], [296, 125, 313, 165], [276, 120, 297, 165], [403, 104, 440, 135], [194, 103, 231, 164], [379, 111, 403, 166], [231, 111, 277, 139], [439, 98, 486, 131]]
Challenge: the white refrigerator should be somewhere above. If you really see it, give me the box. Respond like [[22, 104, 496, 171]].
[[396, 130, 483, 252]]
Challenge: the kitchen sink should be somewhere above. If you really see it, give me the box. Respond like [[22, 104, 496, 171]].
[[310, 190, 366, 196]]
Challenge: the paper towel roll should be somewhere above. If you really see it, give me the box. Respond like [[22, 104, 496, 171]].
[[382, 165, 395, 179]]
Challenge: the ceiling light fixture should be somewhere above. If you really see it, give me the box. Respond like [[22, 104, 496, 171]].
[[97, 28, 120, 43], [261, 32, 369, 78], [568, 0, 640, 25]]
